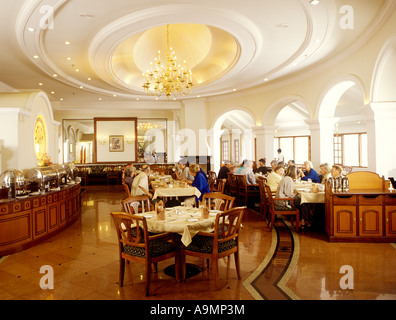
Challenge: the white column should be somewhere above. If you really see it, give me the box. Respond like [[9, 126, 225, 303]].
[[263, 126, 277, 163], [369, 102, 396, 178], [253, 126, 266, 162], [306, 118, 336, 169]]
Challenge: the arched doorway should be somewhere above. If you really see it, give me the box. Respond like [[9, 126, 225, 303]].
[[317, 76, 367, 170], [212, 109, 256, 174]]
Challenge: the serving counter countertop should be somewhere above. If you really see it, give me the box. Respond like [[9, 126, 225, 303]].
[[0, 183, 82, 256]]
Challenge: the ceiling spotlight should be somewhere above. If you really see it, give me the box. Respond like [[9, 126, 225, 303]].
[[64, 41, 71, 45], [27, 27, 35, 32], [33, 55, 39, 59], [310, 0, 320, 5]]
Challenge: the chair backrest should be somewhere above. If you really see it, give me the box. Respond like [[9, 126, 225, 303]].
[[263, 183, 275, 211], [214, 207, 245, 246], [202, 192, 235, 211], [122, 182, 131, 197], [208, 171, 217, 179], [121, 195, 151, 214], [235, 175, 247, 193], [216, 178, 227, 193], [111, 212, 148, 252]]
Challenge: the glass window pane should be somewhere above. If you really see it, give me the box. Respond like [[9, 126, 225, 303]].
[[344, 134, 359, 166], [274, 138, 279, 160], [294, 137, 309, 165], [279, 138, 293, 164]]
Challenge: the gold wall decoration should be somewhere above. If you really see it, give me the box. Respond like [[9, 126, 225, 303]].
[[34, 114, 47, 166]]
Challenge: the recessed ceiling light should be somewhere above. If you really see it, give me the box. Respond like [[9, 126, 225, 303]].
[[27, 27, 35, 32], [38, 83, 43, 86], [53, 74, 58, 77], [60, 98, 63, 101], [264, 78, 269, 82], [67, 57, 72, 61], [310, 0, 320, 5], [98, 98, 102, 101], [87, 77, 92, 81], [232, 89, 237, 92], [51, 91, 55, 94], [33, 55, 39, 59], [64, 41, 71, 45], [113, 94, 117, 97], [75, 69, 79, 72], [79, 86, 84, 89]]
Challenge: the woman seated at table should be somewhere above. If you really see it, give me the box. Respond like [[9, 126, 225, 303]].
[[241, 160, 256, 185], [330, 164, 343, 178], [267, 164, 285, 192], [124, 165, 137, 192], [297, 161, 321, 183], [178, 159, 195, 183], [131, 165, 152, 198], [185, 163, 211, 206], [319, 163, 331, 183], [276, 165, 312, 228]]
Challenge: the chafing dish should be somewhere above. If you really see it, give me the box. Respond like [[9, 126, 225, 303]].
[[26, 166, 58, 192], [0, 169, 26, 198], [51, 164, 68, 186], [61, 163, 76, 181]]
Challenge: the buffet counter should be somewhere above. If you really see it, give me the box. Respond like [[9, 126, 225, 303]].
[[325, 171, 396, 242], [0, 183, 81, 256]]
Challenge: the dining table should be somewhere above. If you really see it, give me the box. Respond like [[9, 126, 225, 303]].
[[294, 182, 325, 204], [136, 205, 219, 247], [151, 182, 201, 201]]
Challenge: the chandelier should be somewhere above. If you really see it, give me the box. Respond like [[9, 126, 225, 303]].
[[142, 25, 193, 99]]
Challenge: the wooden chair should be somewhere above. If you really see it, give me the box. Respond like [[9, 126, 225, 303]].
[[264, 183, 299, 232], [180, 207, 245, 290], [257, 177, 269, 220], [235, 174, 260, 207], [215, 178, 227, 193], [226, 172, 238, 198], [107, 171, 119, 185], [208, 171, 217, 192], [202, 192, 235, 211], [111, 212, 180, 296], [121, 195, 152, 214], [122, 182, 131, 198]]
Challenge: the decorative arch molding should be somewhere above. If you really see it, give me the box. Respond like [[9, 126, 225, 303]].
[[371, 34, 396, 103], [211, 106, 257, 131], [262, 95, 310, 126], [317, 74, 367, 120]]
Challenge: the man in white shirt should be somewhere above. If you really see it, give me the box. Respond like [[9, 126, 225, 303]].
[[131, 165, 152, 198], [267, 164, 285, 192], [277, 149, 285, 164]]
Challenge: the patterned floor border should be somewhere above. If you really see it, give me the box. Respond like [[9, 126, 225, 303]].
[[243, 218, 300, 300]]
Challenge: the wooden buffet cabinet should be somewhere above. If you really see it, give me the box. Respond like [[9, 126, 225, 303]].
[[0, 183, 81, 256], [325, 172, 396, 242]]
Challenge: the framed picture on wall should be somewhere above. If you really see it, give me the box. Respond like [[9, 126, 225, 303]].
[[109, 135, 124, 152]]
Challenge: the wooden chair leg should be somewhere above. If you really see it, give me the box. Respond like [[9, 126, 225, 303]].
[[269, 213, 275, 231], [119, 257, 125, 287], [145, 261, 151, 296], [175, 255, 180, 283], [234, 251, 241, 279], [213, 258, 220, 290], [181, 253, 186, 281]]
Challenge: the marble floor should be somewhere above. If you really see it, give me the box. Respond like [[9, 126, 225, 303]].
[[0, 185, 395, 300]]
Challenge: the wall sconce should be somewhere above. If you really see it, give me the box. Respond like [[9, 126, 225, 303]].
[[126, 136, 134, 144], [98, 136, 107, 145]]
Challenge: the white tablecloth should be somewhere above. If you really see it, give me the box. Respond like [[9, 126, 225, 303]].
[[137, 206, 219, 246], [152, 186, 201, 200]]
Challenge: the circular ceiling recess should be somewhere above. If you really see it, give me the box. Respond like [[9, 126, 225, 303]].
[[111, 23, 240, 91]]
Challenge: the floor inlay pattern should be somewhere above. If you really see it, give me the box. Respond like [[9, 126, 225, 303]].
[[243, 219, 300, 300]]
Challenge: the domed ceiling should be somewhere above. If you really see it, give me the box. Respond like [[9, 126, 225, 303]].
[[0, 0, 393, 106]]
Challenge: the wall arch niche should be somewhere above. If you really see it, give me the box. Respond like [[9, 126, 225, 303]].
[[212, 109, 256, 174], [273, 100, 310, 165], [317, 76, 367, 170]]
